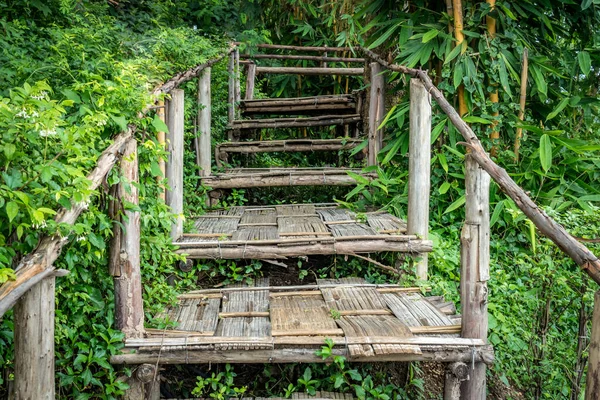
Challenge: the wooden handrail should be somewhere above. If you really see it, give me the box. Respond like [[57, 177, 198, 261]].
[[359, 46, 600, 286]]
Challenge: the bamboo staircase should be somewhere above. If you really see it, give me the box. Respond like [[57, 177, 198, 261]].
[[111, 44, 494, 400]]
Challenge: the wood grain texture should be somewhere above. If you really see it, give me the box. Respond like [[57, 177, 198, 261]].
[[14, 277, 55, 400], [166, 89, 185, 240], [407, 78, 432, 280], [113, 139, 145, 338], [367, 62, 385, 166], [197, 68, 212, 178], [586, 290, 600, 400], [256, 67, 363, 76]]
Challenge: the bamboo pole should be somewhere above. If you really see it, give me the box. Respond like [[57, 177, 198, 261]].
[[227, 51, 235, 127], [407, 79, 432, 280], [166, 89, 184, 240], [460, 155, 490, 400], [514, 48, 529, 162], [452, 0, 468, 117], [487, 0, 500, 156], [234, 48, 241, 119], [359, 47, 600, 285], [586, 291, 600, 400]]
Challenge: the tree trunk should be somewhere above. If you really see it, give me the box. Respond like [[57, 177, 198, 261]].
[[586, 291, 600, 400]]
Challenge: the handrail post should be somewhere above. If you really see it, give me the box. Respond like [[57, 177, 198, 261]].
[[407, 78, 432, 280], [460, 154, 491, 399], [227, 51, 235, 140], [367, 62, 385, 166], [111, 139, 145, 338], [166, 89, 185, 240], [198, 68, 212, 178]]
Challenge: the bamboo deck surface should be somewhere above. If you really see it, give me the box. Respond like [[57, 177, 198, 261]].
[[171, 391, 355, 400], [117, 279, 478, 365], [174, 204, 432, 258]]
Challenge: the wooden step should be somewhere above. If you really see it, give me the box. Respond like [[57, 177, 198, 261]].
[[240, 94, 357, 116], [215, 138, 363, 166], [111, 278, 493, 366], [229, 114, 361, 130], [171, 204, 432, 259], [201, 167, 373, 189]]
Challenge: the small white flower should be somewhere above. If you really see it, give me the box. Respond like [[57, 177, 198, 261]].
[[39, 129, 57, 137], [16, 108, 30, 118], [31, 111, 39, 118], [40, 220, 47, 228], [31, 91, 47, 100], [76, 236, 85, 242]]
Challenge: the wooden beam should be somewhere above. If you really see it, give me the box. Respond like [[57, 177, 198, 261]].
[[112, 139, 145, 338], [586, 290, 600, 400], [13, 276, 56, 399], [241, 53, 365, 62], [156, 101, 167, 201], [460, 155, 490, 400], [256, 67, 364, 76], [230, 114, 361, 130], [234, 48, 241, 119], [358, 47, 600, 286], [367, 62, 385, 166], [407, 79, 432, 280], [176, 239, 433, 259], [198, 68, 211, 178], [0, 128, 134, 318], [166, 89, 184, 240], [253, 43, 351, 52]]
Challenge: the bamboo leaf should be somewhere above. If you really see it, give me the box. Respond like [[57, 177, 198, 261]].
[[578, 51, 591, 76], [539, 134, 553, 172], [490, 200, 505, 228], [444, 44, 462, 65], [422, 29, 439, 43], [546, 97, 569, 121], [6, 202, 18, 223], [463, 116, 492, 124], [443, 195, 465, 214], [368, 22, 401, 49], [438, 181, 451, 195], [347, 171, 369, 185]]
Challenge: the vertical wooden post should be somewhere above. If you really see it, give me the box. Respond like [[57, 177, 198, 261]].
[[166, 89, 184, 240], [227, 51, 236, 141], [444, 362, 469, 400], [245, 63, 256, 100], [407, 78, 432, 280], [367, 62, 385, 166], [14, 276, 56, 399], [586, 291, 600, 400], [112, 139, 145, 338], [234, 48, 241, 120], [197, 68, 212, 178], [156, 101, 167, 202], [460, 154, 491, 400]]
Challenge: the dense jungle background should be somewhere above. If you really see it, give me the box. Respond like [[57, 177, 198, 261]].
[[1, 0, 600, 398]]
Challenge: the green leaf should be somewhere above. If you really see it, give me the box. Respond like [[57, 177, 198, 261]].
[[578, 195, 600, 202], [490, 200, 505, 228], [3, 144, 16, 161], [422, 29, 439, 43], [578, 51, 591, 76], [443, 195, 465, 214], [6, 202, 18, 223], [347, 369, 362, 381], [546, 97, 569, 121], [111, 115, 128, 131], [539, 134, 552, 172], [463, 116, 492, 124], [582, 0, 593, 10], [347, 171, 369, 185], [444, 43, 462, 65], [438, 152, 448, 173], [152, 114, 169, 133], [438, 181, 451, 195]]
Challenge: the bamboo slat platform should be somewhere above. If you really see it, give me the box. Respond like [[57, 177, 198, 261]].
[[171, 391, 355, 400], [174, 204, 433, 259], [112, 279, 493, 365], [240, 94, 357, 116], [229, 114, 361, 130], [201, 168, 375, 189], [215, 138, 363, 166]]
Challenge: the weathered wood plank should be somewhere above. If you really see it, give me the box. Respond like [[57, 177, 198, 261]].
[[197, 68, 211, 178], [256, 67, 363, 76], [367, 62, 385, 166]]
